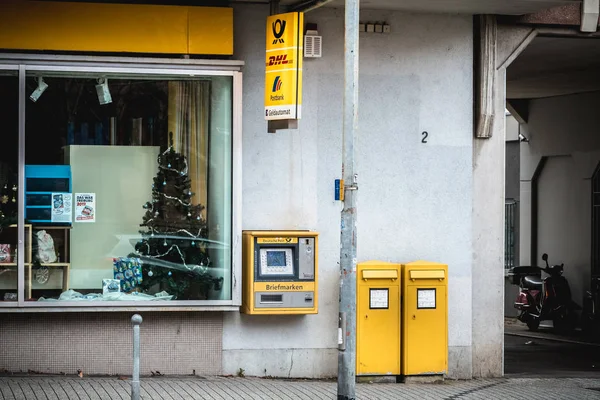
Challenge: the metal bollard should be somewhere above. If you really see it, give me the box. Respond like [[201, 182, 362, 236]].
[[131, 314, 143, 400]]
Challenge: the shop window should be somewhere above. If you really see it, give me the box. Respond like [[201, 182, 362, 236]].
[[21, 73, 233, 302], [0, 71, 18, 302]]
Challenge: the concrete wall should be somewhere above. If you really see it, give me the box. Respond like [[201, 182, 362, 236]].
[[0, 312, 223, 376], [226, 5, 474, 379], [506, 114, 519, 142], [520, 91, 600, 311], [506, 141, 520, 200]]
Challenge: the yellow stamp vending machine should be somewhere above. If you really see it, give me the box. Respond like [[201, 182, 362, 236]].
[[242, 231, 318, 315]]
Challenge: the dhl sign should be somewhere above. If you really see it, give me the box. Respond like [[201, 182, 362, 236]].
[[264, 12, 303, 121], [267, 54, 291, 66]]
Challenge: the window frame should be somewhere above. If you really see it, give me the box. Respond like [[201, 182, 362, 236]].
[[0, 54, 243, 311], [504, 199, 518, 272]]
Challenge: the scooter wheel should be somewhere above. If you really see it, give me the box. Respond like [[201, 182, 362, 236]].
[[527, 318, 540, 331]]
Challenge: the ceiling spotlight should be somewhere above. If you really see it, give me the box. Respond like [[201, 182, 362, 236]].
[[95, 78, 112, 105], [29, 77, 48, 102]]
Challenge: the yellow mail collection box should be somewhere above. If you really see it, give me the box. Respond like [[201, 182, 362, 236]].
[[401, 261, 448, 376], [356, 261, 401, 376]]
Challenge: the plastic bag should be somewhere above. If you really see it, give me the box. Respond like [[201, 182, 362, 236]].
[[36, 230, 57, 264]]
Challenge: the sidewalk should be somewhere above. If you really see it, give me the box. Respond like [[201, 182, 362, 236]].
[[504, 317, 600, 346], [1, 376, 600, 400]]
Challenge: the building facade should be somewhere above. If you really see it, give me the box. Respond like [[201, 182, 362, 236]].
[[2, 0, 583, 381]]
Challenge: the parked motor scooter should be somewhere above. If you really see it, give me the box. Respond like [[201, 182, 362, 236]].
[[511, 253, 580, 332]]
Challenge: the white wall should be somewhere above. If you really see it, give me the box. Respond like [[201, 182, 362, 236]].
[[225, 5, 473, 379], [520, 91, 600, 312], [506, 114, 519, 142]]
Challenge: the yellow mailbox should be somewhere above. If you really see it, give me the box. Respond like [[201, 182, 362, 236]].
[[401, 261, 448, 377], [356, 261, 401, 376]]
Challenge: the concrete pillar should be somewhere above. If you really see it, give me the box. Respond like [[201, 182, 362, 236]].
[[472, 67, 507, 377], [519, 134, 543, 267], [519, 180, 533, 265], [472, 24, 536, 378]]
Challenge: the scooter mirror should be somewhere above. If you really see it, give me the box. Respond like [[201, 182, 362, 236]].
[[542, 253, 548, 261]]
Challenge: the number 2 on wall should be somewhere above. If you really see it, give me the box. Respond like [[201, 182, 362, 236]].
[[421, 131, 428, 143]]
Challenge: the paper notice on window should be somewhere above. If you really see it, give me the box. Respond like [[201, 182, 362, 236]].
[[51, 193, 72, 223], [75, 193, 96, 223], [417, 289, 436, 309], [370, 289, 389, 309]]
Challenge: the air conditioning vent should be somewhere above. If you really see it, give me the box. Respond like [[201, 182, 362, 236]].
[[304, 35, 322, 58], [260, 294, 283, 303]]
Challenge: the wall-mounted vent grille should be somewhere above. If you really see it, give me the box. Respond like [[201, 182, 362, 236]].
[[304, 35, 322, 58]]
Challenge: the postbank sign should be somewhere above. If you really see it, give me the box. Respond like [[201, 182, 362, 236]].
[[264, 12, 303, 120]]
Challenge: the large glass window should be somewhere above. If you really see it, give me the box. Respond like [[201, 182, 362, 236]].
[[20, 71, 233, 302], [0, 71, 18, 302]]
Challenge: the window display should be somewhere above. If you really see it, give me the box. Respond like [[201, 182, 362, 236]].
[[15, 72, 233, 302], [0, 71, 18, 302], [133, 135, 223, 299]]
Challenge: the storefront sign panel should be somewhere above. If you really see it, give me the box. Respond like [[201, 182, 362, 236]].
[[264, 12, 303, 121]]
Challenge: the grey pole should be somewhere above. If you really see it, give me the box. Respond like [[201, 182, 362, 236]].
[[131, 314, 143, 400], [337, 0, 359, 398], [270, 0, 279, 14]]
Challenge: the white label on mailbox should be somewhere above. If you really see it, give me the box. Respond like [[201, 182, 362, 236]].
[[417, 288, 436, 309], [370, 289, 388, 309]]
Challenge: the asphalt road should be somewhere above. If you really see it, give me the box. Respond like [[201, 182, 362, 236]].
[[505, 333, 600, 377]]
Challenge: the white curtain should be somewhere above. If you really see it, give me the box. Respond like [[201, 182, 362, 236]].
[[167, 81, 210, 217], [207, 77, 232, 300], [168, 78, 233, 300]]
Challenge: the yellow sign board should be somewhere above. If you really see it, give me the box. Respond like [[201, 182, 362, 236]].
[[254, 282, 315, 292], [264, 12, 304, 121], [0, 1, 233, 55], [256, 237, 298, 244]]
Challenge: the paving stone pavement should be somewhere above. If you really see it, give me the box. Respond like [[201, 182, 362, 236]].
[[0, 376, 600, 399]]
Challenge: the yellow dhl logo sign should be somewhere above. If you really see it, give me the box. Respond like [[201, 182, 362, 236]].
[[264, 11, 303, 121]]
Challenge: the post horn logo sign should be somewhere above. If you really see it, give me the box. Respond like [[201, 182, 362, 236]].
[[272, 19, 286, 44], [272, 76, 283, 92]]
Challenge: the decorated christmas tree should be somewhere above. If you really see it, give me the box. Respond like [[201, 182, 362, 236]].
[[133, 132, 222, 300], [0, 178, 18, 230]]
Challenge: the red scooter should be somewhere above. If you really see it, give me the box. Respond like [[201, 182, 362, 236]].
[[511, 254, 580, 332]]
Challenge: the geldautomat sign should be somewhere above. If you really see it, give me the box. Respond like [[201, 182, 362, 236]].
[[264, 12, 303, 121]]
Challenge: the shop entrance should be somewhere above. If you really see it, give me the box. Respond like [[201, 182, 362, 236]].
[[503, 32, 600, 377]]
